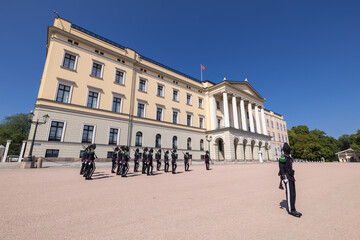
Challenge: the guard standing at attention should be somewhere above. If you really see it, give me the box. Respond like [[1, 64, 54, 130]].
[[147, 148, 154, 175], [171, 149, 178, 174], [184, 152, 190, 171], [111, 147, 119, 173], [83, 144, 96, 180], [205, 151, 210, 170], [279, 143, 302, 218], [122, 146, 130, 177], [80, 146, 88, 175], [116, 146, 124, 175], [164, 150, 170, 172], [134, 148, 141, 172], [155, 149, 162, 171], [142, 147, 148, 174]]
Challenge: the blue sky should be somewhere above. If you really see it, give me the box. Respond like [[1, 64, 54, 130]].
[[1, 0, 359, 138]]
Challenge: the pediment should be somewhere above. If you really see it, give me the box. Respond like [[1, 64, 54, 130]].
[[226, 81, 264, 100]]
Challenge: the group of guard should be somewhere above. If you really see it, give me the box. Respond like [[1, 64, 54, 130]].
[[79, 145, 211, 180]]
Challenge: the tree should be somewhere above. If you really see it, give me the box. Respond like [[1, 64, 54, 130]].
[[0, 113, 31, 155]]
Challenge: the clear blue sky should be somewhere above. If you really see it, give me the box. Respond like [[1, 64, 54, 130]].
[[1, 0, 359, 138]]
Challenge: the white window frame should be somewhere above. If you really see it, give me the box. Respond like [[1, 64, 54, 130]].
[[172, 89, 179, 102], [46, 119, 67, 142], [186, 94, 192, 106], [62, 50, 79, 71], [55, 78, 75, 104], [114, 68, 126, 85], [138, 78, 148, 92], [108, 127, 121, 145], [111, 93, 124, 113], [199, 116, 204, 129], [86, 87, 101, 109], [81, 124, 96, 144], [217, 117, 222, 129], [90, 60, 104, 79], [216, 100, 221, 110], [172, 109, 179, 124], [198, 97, 204, 109], [157, 83, 165, 97], [186, 112, 193, 127], [137, 100, 147, 118], [155, 105, 164, 121]]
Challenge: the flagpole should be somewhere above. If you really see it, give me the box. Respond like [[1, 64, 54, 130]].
[[201, 64, 203, 82]]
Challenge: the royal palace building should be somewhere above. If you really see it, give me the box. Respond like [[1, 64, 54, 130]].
[[25, 17, 289, 162]]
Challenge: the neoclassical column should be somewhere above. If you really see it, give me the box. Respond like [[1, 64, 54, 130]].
[[260, 107, 267, 135], [240, 98, 247, 131], [248, 102, 255, 132], [232, 96, 239, 129], [18, 140, 27, 162], [254, 105, 261, 134], [222, 92, 230, 128], [210, 95, 217, 130], [2, 140, 11, 163]]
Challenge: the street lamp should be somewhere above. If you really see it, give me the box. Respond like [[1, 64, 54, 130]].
[[205, 135, 212, 163], [25, 111, 50, 162]]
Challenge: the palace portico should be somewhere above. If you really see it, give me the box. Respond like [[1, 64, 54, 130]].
[[205, 79, 272, 162]]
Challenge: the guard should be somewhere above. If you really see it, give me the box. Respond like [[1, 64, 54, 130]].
[[142, 148, 148, 174], [184, 152, 190, 171], [116, 146, 124, 175], [279, 143, 302, 217], [134, 148, 141, 172], [204, 151, 210, 170], [122, 146, 130, 177], [155, 149, 162, 171], [83, 144, 96, 180], [80, 146, 88, 175], [147, 148, 154, 175], [171, 149, 178, 174], [111, 147, 119, 173], [164, 150, 170, 172]]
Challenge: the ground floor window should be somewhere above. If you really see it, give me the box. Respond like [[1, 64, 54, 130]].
[[45, 149, 59, 157]]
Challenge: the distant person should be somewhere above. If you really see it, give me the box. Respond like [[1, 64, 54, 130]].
[[279, 143, 302, 217], [171, 149, 178, 174], [155, 149, 162, 171], [111, 147, 119, 173], [134, 148, 141, 172], [80, 146, 88, 175], [184, 152, 190, 171], [147, 148, 154, 175], [142, 148, 148, 174], [164, 150, 170, 172], [205, 151, 210, 170], [83, 144, 96, 180]]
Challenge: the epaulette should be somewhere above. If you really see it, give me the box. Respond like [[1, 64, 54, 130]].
[[279, 155, 286, 163]]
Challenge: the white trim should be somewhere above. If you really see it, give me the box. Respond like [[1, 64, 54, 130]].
[[137, 100, 147, 118], [172, 88, 179, 101], [156, 105, 164, 121], [111, 93, 124, 113], [172, 109, 179, 124], [81, 123, 96, 144], [186, 112, 193, 127], [199, 116, 204, 129], [285, 177, 291, 212], [108, 126, 121, 145], [55, 78, 75, 103], [198, 97, 204, 109], [46, 120, 67, 142], [87, 87, 101, 109], [157, 83, 165, 97], [186, 93, 192, 106], [90, 60, 104, 78], [114, 68, 126, 85], [62, 49, 79, 71], [138, 78, 148, 92]]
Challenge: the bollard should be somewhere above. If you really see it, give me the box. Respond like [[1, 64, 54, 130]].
[[37, 158, 43, 168]]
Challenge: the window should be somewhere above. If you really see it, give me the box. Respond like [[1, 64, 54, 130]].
[[199, 117, 204, 129], [280, 124, 283, 131], [282, 135, 284, 143], [135, 132, 142, 146], [56, 84, 71, 103], [62, 53, 76, 70], [266, 119, 269, 127], [87, 91, 99, 108], [48, 121, 64, 141], [283, 124, 286, 131], [157, 84, 164, 97], [139, 79, 147, 92], [268, 131, 271, 136], [155, 134, 161, 148], [173, 110, 179, 124], [271, 121, 274, 128], [115, 70, 125, 84], [186, 94, 192, 105], [45, 149, 59, 157], [277, 122, 279, 130], [217, 118, 221, 129], [285, 136, 288, 142], [107, 152, 113, 158], [187, 114, 192, 127], [187, 138, 192, 150], [112, 97, 122, 113], [198, 98, 203, 108], [137, 102, 145, 118], [82, 125, 94, 143], [272, 132, 275, 140], [91, 62, 103, 78], [79, 150, 85, 158], [172, 136, 177, 149], [216, 101, 221, 110], [156, 107, 163, 121], [275, 148, 278, 156], [173, 89, 179, 101], [278, 133, 281, 142], [200, 139, 204, 151], [108, 128, 118, 145]]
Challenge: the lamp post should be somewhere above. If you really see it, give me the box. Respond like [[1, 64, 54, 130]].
[[25, 111, 49, 162], [205, 135, 212, 163]]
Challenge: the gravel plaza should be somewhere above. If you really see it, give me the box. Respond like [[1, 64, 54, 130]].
[[0, 162, 359, 240]]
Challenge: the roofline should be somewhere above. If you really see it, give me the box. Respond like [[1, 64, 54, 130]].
[[335, 148, 360, 155], [264, 108, 283, 117]]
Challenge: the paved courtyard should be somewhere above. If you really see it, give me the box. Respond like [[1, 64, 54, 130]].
[[0, 162, 359, 240]]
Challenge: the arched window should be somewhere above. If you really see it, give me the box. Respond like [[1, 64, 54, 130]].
[[135, 131, 142, 146], [187, 138, 192, 150], [172, 136, 177, 149], [200, 139, 204, 151], [155, 134, 161, 148]]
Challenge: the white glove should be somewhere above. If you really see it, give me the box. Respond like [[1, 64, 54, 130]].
[[283, 178, 288, 184]]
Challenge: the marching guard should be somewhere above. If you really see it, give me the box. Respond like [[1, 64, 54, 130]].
[[116, 146, 124, 175], [122, 146, 130, 177], [184, 152, 190, 171], [83, 144, 96, 180], [164, 150, 170, 172], [142, 147, 148, 174], [80, 146, 88, 175], [134, 148, 141, 172], [147, 148, 154, 175], [155, 149, 162, 171], [111, 147, 119, 173], [171, 149, 177, 174]]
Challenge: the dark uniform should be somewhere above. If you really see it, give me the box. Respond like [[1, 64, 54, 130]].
[[83, 145, 96, 180], [147, 148, 154, 175], [279, 143, 302, 217], [134, 149, 141, 172], [111, 147, 119, 173], [171, 150, 178, 174], [116, 147, 124, 175], [155, 150, 162, 171], [205, 151, 210, 170], [80, 147, 88, 175], [184, 152, 190, 171], [164, 150, 170, 172], [142, 148, 148, 174], [122, 147, 130, 177]]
